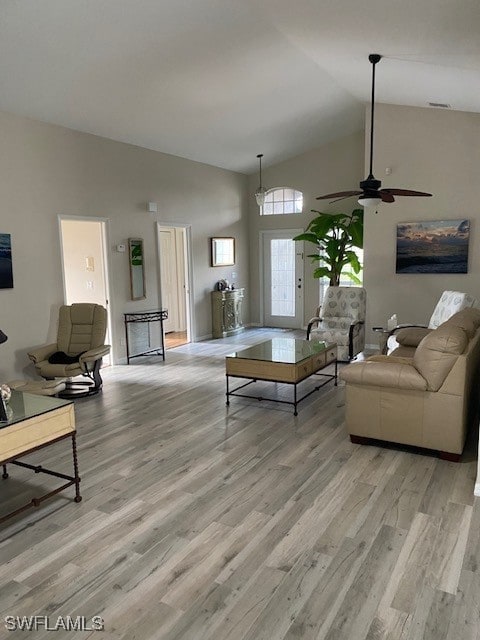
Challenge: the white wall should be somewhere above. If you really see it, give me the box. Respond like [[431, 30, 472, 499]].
[[364, 104, 480, 343], [0, 110, 248, 380], [247, 131, 365, 326]]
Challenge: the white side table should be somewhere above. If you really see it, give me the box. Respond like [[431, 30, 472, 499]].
[[372, 327, 389, 355]]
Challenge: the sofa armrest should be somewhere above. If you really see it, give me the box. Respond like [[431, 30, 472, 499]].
[[388, 323, 428, 339], [79, 345, 110, 365], [340, 361, 427, 391], [307, 316, 322, 340], [348, 320, 364, 359], [27, 343, 58, 364], [395, 326, 431, 347], [387, 324, 429, 354], [349, 320, 364, 336]]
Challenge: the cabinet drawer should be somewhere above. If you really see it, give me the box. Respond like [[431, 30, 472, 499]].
[[296, 361, 311, 380], [311, 353, 326, 372], [325, 347, 337, 364]]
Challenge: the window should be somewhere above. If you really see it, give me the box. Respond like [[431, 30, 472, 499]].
[[261, 188, 303, 215]]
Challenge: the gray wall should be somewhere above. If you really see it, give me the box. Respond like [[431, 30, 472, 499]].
[[0, 110, 248, 380], [247, 131, 365, 326], [364, 104, 480, 345]]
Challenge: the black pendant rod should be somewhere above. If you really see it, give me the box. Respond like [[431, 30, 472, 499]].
[[368, 54, 381, 178], [257, 153, 263, 189]]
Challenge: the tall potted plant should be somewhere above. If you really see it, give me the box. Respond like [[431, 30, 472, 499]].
[[293, 208, 364, 286]]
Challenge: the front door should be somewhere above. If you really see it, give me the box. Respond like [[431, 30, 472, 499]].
[[262, 230, 303, 329]]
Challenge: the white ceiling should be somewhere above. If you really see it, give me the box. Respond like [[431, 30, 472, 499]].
[[0, 0, 479, 173]]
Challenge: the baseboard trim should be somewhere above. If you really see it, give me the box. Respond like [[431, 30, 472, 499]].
[[474, 482, 480, 497], [196, 333, 213, 341]]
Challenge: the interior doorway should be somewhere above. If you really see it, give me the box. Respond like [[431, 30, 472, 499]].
[[157, 224, 192, 349], [59, 216, 111, 364]]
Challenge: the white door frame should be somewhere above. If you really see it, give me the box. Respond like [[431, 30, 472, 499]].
[[156, 222, 194, 343], [58, 214, 112, 341], [259, 229, 304, 328]]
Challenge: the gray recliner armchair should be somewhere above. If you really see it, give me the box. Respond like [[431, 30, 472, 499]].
[[28, 303, 110, 398]]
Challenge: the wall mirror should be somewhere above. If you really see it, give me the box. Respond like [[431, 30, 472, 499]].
[[211, 237, 235, 267], [128, 238, 146, 300]]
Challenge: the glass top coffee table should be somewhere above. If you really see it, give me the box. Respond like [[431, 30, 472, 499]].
[[225, 338, 337, 415], [0, 390, 81, 524]]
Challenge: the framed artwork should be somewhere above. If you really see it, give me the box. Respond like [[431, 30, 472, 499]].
[[396, 219, 470, 274], [211, 237, 235, 267], [0, 233, 13, 289]]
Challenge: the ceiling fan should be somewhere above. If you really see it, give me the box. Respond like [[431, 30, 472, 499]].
[[316, 54, 432, 207]]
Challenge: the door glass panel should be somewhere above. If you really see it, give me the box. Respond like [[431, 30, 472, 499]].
[[270, 239, 295, 317]]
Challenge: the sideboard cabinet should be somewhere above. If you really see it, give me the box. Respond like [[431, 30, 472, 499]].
[[211, 288, 245, 338]]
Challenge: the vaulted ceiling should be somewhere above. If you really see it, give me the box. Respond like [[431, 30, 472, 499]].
[[1, 0, 479, 173]]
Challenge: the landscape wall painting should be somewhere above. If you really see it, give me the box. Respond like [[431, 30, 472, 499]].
[[0, 233, 13, 288], [396, 219, 470, 274]]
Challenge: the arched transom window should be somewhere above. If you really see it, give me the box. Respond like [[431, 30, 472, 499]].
[[261, 188, 303, 215]]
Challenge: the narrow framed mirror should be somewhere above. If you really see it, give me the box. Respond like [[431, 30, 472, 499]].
[[211, 237, 235, 266], [128, 238, 146, 300]]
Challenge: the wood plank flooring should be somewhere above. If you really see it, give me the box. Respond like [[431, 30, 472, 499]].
[[164, 331, 188, 350], [0, 327, 479, 640]]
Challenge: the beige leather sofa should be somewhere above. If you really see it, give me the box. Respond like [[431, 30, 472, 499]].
[[340, 308, 480, 460]]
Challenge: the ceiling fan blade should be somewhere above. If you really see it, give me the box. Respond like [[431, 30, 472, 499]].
[[380, 191, 395, 203], [381, 188, 432, 197], [329, 195, 361, 203], [316, 190, 362, 200]]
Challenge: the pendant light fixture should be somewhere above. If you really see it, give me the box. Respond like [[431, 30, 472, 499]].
[[255, 153, 267, 207]]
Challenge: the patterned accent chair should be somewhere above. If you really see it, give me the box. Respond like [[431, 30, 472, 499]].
[[387, 290, 477, 356], [307, 286, 367, 361]]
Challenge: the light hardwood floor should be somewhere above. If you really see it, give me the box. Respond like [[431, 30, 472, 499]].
[[0, 327, 479, 640], [164, 331, 188, 350]]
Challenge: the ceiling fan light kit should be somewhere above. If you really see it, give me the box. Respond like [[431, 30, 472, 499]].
[[359, 196, 382, 207], [316, 53, 432, 208], [254, 153, 267, 207]]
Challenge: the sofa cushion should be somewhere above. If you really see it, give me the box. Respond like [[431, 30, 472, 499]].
[[442, 308, 480, 338], [414, 325, 468, 391], [388, 345, 417, 358], [367, 355, 414, 365]]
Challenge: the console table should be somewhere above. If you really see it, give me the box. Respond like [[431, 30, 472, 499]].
[[124, 309, 168, 364], [212, 288, 245, 338], [0, 391, 81, 524]]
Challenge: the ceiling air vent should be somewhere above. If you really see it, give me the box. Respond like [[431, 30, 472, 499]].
[[428, 102, 451, 108]]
